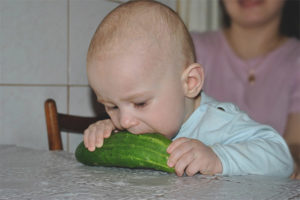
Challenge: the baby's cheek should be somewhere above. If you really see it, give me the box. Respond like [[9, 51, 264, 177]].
[[156, 120, 181, 139], [164, 112, 184, 136]]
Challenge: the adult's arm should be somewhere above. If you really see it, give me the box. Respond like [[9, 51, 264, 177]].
[[284, 113, 300, 179]]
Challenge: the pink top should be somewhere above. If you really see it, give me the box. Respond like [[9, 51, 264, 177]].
[[191, 31, 300, 135]]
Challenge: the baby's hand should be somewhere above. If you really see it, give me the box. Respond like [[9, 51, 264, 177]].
[[167, 137, 222, 176], [83, 119, 115, 152]]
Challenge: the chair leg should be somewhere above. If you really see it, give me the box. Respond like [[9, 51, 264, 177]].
[[44, 99, 63, 150]]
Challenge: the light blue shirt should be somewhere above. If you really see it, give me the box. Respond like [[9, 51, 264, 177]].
[[173, 92, 293, 177]]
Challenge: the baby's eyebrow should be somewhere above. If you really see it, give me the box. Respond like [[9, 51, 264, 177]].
[[120, 92, 148, 101], [97, 99, 114, 106], [97, 97, 106, 103]]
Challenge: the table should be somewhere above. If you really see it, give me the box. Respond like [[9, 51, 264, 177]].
[[0, 145, 299, 200]]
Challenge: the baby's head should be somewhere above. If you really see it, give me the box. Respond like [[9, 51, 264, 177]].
[[87, 0, 204, 138]]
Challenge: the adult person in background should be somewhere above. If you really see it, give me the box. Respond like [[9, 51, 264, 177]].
[[191, 0, 300, 179]]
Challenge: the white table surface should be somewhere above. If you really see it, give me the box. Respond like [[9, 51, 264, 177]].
[[0, 144, 299, 200]]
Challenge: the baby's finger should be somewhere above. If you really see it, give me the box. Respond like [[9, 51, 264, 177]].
[[87, 126, 97, 151], [103, 128, 113, 138], [95, 125, 105, 148], [174, 150, 195, 176], [185, 159, 201, 176], [167, 137, 190, 153], [103, 120, 114, 138], [83, 128, 91, 148], [168, 140, 192, 168]]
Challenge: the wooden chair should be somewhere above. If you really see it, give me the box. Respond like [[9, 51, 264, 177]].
[[44, 98, 109, 150]]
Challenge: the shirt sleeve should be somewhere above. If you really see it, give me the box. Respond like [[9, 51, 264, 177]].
[[210, 105, 294, 177]]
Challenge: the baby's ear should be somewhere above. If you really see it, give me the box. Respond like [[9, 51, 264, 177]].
[[181, 63, 204, 98]]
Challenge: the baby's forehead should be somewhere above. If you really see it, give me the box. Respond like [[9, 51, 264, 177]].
[[88, 49, 170, 101], [94, 42, 168, 77], [99, 17, 172, 54], [88, 1, 182, 57]]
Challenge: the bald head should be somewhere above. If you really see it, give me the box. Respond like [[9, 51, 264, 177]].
[[87, 0, 195, 69]]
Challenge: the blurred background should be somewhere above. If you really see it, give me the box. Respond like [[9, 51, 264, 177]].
[[0, 0, 221, 152]]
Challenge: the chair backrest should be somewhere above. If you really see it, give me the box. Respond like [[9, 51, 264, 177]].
[[44, 98, 109, 150]]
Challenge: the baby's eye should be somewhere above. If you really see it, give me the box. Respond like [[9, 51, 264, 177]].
[[105, 105, 118, 110], [134, 102, 147, 108]]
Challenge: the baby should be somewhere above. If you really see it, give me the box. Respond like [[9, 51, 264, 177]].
[[84, 0, 293, 177]]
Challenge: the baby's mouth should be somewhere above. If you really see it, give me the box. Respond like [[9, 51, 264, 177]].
[[128, 130, 147, 135], [126, 128, 153, 135]]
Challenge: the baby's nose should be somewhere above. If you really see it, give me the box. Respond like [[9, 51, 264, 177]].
[[120, 113, 138, 129]]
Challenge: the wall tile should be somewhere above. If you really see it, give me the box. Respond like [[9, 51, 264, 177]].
[[68, 86, 104, 152], [69, 0, 119, 85], [69, 86, 99, 116], [0, 0, 68, 84], [158, 0, 177, 10], [0, 86, 67, 150]]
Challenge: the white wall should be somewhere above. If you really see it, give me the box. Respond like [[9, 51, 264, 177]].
[[177, 0, 220, 32], [0, 0, 177, 152]]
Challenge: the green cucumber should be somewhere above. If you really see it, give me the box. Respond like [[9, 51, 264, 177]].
[[75, 131, 175, 173]]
